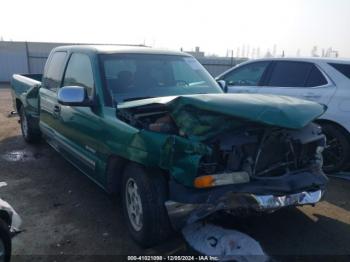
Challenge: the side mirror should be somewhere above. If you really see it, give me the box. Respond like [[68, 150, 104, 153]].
[[58, 86, 92, 106], [217, 80, 228, 93]]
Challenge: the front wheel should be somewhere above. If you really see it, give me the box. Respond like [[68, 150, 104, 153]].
[[121, 164, 172, 247]]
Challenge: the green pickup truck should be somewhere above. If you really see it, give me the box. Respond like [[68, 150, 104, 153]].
[[11, 45, 328, 247]]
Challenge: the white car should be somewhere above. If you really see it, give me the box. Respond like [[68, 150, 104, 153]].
[[216, 57, 350, 173]]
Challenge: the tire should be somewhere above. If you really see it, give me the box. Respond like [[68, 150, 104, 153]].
[[321, 123, 350, 173], [0, 219, 11, 262], [19, 106, 41, 143], [121, 163, 173, 247]]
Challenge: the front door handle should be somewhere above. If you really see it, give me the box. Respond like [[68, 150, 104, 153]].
[[54, 105, 61, 113], [53, 105, 61, 119]]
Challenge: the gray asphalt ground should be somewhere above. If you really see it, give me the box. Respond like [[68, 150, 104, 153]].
[[1, 84, 350, 261]]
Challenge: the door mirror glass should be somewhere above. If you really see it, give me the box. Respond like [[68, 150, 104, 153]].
[[58, 86, 90, 106], [217, 80, 227, 92]]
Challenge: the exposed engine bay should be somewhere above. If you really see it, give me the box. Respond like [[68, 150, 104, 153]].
[[117, 103, 326, 182], [117, 104, 178, 134], [199, 123, 325, 178]]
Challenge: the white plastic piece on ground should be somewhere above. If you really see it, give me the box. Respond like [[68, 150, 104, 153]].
[[0, 182, 7, 188], [182, 222, 268, 262], [0, 199, 22, 232]]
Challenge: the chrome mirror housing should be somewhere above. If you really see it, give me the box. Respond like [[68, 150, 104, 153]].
[[57, 86, 90, 106]]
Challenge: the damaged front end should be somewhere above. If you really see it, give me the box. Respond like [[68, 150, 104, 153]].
[[117, 94, 328, 229]]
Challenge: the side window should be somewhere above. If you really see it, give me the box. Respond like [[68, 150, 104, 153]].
[[63, 53, 94, 98], [267, 61, 327, 87], [222, 61, 269, 86], [42, 52, 67, 91], [329, 63, 350, 79], [305, 66, 328, 87], [267, 61, 309, 87]]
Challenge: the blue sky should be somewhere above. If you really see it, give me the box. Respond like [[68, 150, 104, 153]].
[[1, 0, 349, 58]]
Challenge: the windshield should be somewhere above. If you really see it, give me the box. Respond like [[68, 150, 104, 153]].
[[99, 53, 222, 103]]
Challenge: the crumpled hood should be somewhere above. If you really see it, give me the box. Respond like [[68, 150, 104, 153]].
[[118, 93, 326, 140]]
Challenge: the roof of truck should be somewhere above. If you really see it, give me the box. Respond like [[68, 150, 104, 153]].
[[53, 45, 190, 56]]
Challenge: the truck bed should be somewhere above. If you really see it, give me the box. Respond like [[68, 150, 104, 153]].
[[11, 74, 42, 97], [11, 74, 42, 115]]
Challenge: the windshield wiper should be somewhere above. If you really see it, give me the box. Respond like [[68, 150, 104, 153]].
[[123, 96, 154, 102]]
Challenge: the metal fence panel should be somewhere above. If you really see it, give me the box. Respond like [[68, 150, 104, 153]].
[[0, 42, 28, 82]]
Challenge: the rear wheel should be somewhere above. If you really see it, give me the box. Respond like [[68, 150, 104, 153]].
[[121, 164, 172, 247], [321, 123, 350, 173], [19, 106, 41, 143]]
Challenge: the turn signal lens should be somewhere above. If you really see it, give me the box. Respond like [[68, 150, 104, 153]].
[[194, 171, 250, 188], [194, 175, 214, 188]]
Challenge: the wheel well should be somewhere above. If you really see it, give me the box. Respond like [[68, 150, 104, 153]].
[[15, 99, 22, 112], [0, 211, 11, 227], [105, 156, 170, 195], [315, 119, 350, 140], [105, 155, 129, 195]]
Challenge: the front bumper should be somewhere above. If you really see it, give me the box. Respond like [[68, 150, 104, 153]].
[[165, 189, 323, 229]]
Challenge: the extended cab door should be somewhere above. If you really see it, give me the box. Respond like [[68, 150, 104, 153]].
[[218, 61, 270, 94], [39, 51, 68, 147], [257, 61, 336, 105]]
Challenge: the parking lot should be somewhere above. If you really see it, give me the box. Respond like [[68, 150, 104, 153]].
[[1, 84, 350, 261]]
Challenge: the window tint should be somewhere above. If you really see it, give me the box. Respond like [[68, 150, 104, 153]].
[[222, 61, 269, 86], [306, 67, 327, 87], [329, 63, 350, 79], [267, 61, 313, 87], [43, 52, 67, 91], [63, 53, 94, 97], [267, 61, 327, 87]]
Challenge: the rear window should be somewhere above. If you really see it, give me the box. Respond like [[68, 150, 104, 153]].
[[329, 63, 350, 79]]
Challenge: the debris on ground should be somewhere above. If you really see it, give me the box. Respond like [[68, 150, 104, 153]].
[[182, 222, 268, 262]]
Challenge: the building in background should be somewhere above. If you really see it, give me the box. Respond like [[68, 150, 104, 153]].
[[0, 41, 247, 82], [184, 46, 248, 76], [185, 46, 205, 58]]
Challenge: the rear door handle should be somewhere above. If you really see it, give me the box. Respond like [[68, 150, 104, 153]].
[[303, 93, 321, 100]]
